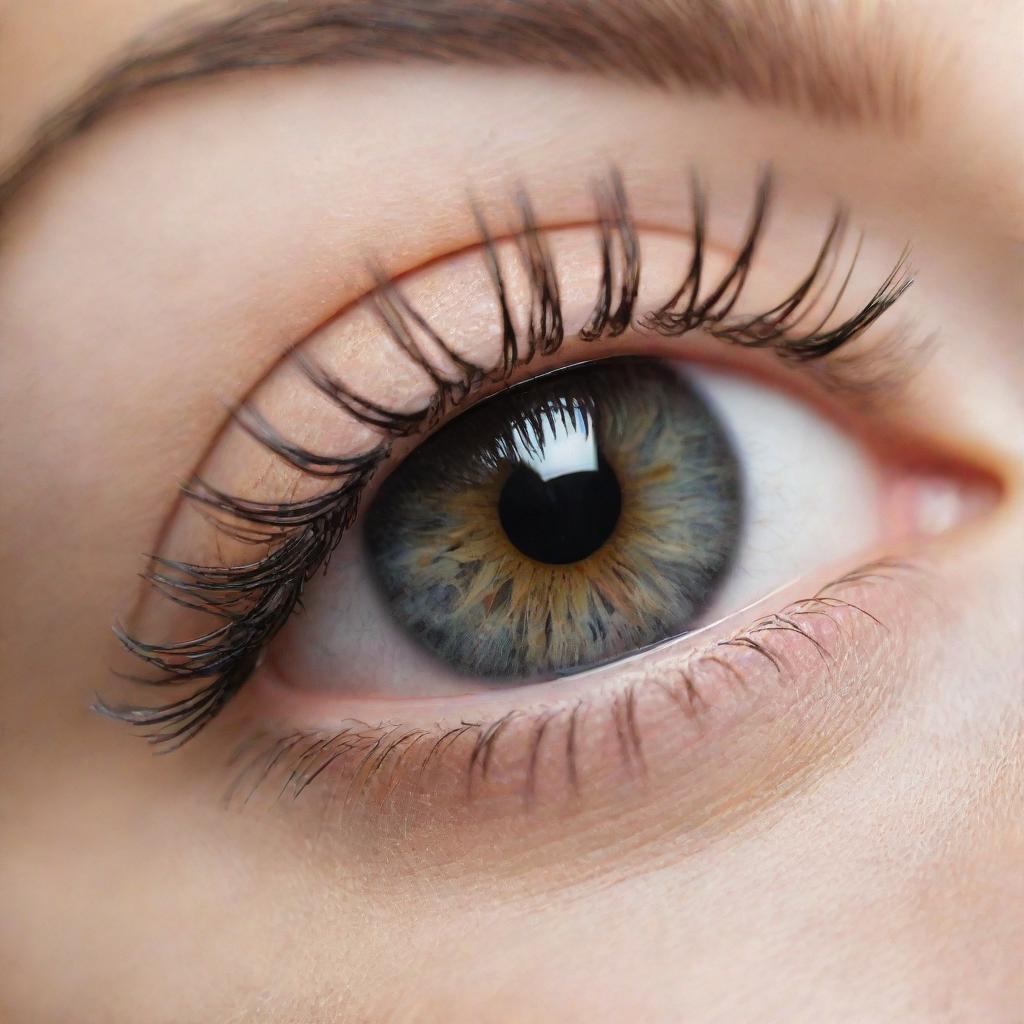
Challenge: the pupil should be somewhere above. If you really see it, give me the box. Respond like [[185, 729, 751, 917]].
[[498, 454, 622, 565]]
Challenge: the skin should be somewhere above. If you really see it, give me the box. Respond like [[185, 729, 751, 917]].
[[1, 2, 1022, 1022]]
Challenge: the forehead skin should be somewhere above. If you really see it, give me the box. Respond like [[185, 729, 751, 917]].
[[1, 0, 1023, 193], [0, 2, 1022, 1023]]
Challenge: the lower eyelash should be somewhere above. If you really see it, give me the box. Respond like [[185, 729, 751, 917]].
[[100, 168, 913, 748], [221, 560, 913, 812]]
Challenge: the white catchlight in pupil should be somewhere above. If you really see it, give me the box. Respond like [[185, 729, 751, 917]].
[[508, 401, 598, 481]]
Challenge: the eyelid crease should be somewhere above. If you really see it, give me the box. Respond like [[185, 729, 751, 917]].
[[99, 166, 914, 749]]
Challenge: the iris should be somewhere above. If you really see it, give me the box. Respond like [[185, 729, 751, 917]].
[[365, 358, 742, 679]]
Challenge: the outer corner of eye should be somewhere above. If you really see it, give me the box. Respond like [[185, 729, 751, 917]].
[[264, 351, 976, 710]]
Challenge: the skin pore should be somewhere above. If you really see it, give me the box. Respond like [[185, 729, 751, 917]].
[[1, 2, 1022, 1022]]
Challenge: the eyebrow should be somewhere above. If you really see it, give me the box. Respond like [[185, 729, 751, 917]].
[[0, 0, 919, 211]]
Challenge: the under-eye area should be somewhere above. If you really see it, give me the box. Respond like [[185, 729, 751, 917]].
[[225, 559, 920, 830]]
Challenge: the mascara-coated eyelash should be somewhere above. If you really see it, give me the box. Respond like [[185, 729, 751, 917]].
[[98, 167, 912, 748]]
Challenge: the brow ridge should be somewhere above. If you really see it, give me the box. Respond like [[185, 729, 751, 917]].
[[0, 0, 919, 214]]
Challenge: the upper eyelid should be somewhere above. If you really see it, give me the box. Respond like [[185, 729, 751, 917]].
[[98, 167, 913, 747], [192, 168, 912, 530], [243, 168, 910, 473], [248, 167, 911, 454]]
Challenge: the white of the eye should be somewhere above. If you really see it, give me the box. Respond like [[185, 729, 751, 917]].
[[686, 366, 879, 622]]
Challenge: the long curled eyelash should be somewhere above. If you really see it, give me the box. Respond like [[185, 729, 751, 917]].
[[645, 170, 912, 358], [97, 168, 913, 748]]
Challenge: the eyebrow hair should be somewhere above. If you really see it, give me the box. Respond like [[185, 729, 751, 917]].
[[0, 0, 919, 212]]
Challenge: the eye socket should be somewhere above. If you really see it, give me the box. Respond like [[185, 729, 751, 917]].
[[365, 357, 742, 680], [104, 169, 974, 752]]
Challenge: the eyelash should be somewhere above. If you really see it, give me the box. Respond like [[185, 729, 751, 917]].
[[99, 167, 912, 749], [224, 561, 908, 812]]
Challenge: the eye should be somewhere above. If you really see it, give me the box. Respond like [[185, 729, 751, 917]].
[[275, 349, 879, 697], [103, 170, 983, 771]]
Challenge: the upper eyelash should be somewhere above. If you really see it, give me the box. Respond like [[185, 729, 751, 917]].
[[97, 167, 913, 748]]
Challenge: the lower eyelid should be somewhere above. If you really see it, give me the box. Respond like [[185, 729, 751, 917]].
[[226, 558, 918, 840]]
